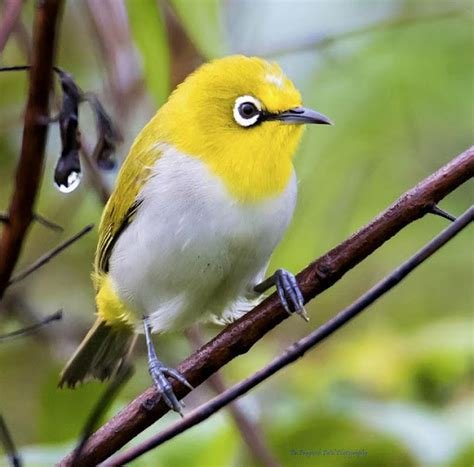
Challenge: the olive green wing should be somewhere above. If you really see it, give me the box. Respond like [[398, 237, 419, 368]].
[[94, 143, 161, 278]]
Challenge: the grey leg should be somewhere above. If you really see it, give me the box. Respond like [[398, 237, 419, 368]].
[[143, 317, 192, 415]]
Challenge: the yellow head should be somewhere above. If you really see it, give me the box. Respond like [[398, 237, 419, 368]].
[[146, 55, 331, 202]]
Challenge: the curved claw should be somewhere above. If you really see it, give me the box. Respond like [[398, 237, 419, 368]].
[[162, 367, 194, 390], [275, 269, 309, 322], [149, 362, 186, 415], [143, 317, 191, 416]]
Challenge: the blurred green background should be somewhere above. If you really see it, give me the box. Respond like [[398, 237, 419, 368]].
[[0, 0, 473, 466]]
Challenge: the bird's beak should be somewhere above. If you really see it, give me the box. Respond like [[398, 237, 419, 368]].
[[273, 106, 333, 125]]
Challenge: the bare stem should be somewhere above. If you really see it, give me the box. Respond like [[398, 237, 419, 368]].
[[7, 224, 93, 286], [0, 310, 62, 341], [262, 7, 466, 58], [0, 0, 64, 302], [186, 327, 279, 467], [59, 146, 473, 466], [110, 206, 473, 465], [0, 414, 21, 467]]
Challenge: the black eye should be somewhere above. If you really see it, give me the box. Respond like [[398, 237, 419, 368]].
[[233, 96, 262, 127], [238, 102, 259, 119]]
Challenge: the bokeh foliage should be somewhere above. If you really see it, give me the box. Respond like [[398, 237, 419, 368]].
[[0, 1, 472, 466]]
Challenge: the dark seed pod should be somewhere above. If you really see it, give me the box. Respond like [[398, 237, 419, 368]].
[[54, 137, 82, 193], [85, 93, 122, 170], [54, 70, 83, 193]]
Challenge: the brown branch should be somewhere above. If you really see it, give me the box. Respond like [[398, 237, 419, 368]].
[[82, 0, 147, 119], [186, 327, 279, 467], [0, 0, 23, 53], [70, 364, 134, 466], [162, 0, 204, 88], [0, 0, 64, 302], [111, 206, 473, 465], [59, 146, 474, 466]]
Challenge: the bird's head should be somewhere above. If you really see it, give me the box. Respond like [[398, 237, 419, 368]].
[[154, 55, 331, 202]]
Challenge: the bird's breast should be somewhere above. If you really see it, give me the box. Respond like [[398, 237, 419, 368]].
[[108, 144, 297, 327]]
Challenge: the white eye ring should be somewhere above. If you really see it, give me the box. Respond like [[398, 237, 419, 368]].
[[233, 95, 262, 127]]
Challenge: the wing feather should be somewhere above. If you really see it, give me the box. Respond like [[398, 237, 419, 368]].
[[94, 142, 161, 278]]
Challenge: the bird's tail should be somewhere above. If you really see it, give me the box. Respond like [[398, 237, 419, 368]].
[[58, 318, 136, 388]]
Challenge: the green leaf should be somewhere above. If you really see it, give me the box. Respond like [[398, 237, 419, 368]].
[[126, 0, 170, 105]]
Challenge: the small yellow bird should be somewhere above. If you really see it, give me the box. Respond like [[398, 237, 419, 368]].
[[59, 55, 331, 413]]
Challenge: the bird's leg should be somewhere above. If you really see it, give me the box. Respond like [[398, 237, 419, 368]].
[[143, 317, 192, 416], [254, 269, 309, 322]]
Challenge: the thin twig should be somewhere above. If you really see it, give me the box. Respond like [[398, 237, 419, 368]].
[[32, 213, 63, 232], [110, 206, 473, 465], [59, 147, 474, 466], [0, 310, 62, 341], [0, 0, 64, 302], [429, 204, 457, 222], [262, 7, 466, 58], [7, 224, 93, 286], [80, 137, 111, 204], [83, 0, 145, 119], [0, 212, 63, 232], [0, 414, 21, 467], [162, 0, 204, 88], [70, 364, 134, 466], [186, 327, 279, 467], [0, 0, 23, 53]]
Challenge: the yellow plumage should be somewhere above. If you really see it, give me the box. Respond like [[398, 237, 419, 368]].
[[59, 55, 330, 409]]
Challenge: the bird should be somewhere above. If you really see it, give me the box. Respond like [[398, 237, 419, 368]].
[[59, 55, 331, 413]]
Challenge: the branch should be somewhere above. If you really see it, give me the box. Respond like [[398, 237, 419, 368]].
[[80, 137, 112, 205], [0, 0, 23, 53], [1, 211, 63, 232], [69, 364, 134, 466], [59, 146, 473, 466], [262, 7, 466, 58], [0, 310, 62, 341], [0, 0, 64, 301], [7, 224, 93, 286], [0, 414, 21, 467], [186, 327, 279, 467], [83, 0, 146, 119], [111, 206, 473, 465]]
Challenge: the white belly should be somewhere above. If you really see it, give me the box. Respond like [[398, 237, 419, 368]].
[[109, 144, 297, 332]]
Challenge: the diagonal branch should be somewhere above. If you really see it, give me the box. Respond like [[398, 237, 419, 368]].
[[186, 326, 279, 467], [111, 206, 473, 465], [0, 0, 64, 302], [0, 414, 21, 467], [7, 224, 93, 286], [0, 309, 62, 341], [261, 7, 466, 58], [59, 146, 473, 466]]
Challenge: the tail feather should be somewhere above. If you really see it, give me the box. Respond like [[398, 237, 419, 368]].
[[59, 318, 136, 388]]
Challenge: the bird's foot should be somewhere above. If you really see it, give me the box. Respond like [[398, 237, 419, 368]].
[[254, 269, 309, 322], [148, 357, 193, 416], [275, 269, 309, 322], [143, 316, 192, 416]]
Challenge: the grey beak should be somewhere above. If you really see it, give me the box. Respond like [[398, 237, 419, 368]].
[[273, 106, 333, 125]]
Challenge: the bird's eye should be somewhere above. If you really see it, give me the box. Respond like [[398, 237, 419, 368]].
[[239, 102, 258, 118], [233, 95, 262, 127]]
